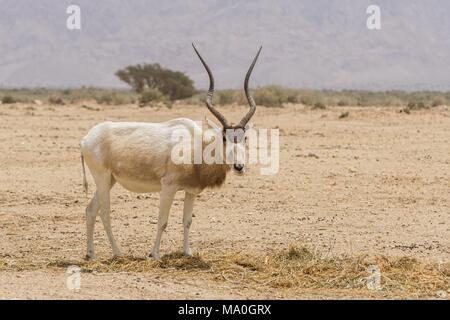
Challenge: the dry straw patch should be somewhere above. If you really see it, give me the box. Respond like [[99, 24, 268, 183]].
[[1, 244, 448, 298], [48, 252, 211, 273]]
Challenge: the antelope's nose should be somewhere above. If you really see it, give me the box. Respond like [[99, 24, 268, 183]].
[[234, 164, 244, 172]]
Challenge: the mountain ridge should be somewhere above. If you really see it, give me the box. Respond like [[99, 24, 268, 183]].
[[1, 0, 450, 90]]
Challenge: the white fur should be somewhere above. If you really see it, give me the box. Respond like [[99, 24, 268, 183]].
[[80, 118, 244, 260]]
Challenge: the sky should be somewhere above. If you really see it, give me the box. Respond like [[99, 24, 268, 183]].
[[1, 0, 450, 91]]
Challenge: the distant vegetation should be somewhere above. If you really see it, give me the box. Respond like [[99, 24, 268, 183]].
[[0, 88, 138, 106], [185, 87, 450, 109], [115, 63, 195, 106], [2, 63, 448, 109], [1, 86, 450, 110], [1, 95, 17, 104]]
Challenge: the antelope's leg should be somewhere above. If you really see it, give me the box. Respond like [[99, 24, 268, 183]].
[[183, 192, 195, 256], [97, 174, 122, 257], [85, 192, 100, 260], [151, 185, 177, 260]]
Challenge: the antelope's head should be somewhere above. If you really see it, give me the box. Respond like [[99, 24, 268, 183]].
[[193, 44, 262, 174]]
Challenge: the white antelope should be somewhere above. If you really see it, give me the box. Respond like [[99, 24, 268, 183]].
[[80, 44, 262, 260]]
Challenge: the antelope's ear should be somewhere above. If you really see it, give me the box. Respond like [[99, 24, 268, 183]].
[[205, 117, 221, 130], [244, 123, 252, 131]]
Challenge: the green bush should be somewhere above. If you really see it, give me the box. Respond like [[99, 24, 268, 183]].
[[116, 63, 195, 101], [1, 95, 17, 104], [138, 88, 170, 107]]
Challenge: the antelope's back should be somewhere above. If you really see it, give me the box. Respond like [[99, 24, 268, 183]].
[[80, 119, 201, 192]]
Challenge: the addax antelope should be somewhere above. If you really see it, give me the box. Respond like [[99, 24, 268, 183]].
[[80, 44, 262, 260]]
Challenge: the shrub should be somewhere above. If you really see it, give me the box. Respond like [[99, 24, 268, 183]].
[[299, 93, 315, 106], [339, 111, 349, 119], [116, 63, 195, 101], [253, 86, 287, 108], [232, 90, 248, 105], [400, 107, 411, 114], [96, 93, 131, 105], [312, 102, 326, 110], [254, 90, 281, 107], [416, 102, 427, 109], [407, 101, 429, 110], [431, 96, 446, 107], [286, 93, 299, 104], [182, 92, 204, 106], [1, 95, 17, 104], [217, 90, 234, 105], [96, 94, 113, 105], [283, 89, 299, 104], [407, 102, 416, 109], [48, 97, 65, 105], [138, 88, 170, 107]]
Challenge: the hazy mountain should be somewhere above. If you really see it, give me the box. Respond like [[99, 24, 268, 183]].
[[1, 0, 450, 90]]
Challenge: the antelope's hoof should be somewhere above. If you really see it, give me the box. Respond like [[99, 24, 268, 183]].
[[149, 252, 161, 260], [112, 250, 124, 258], [84, 254, 95, 261]]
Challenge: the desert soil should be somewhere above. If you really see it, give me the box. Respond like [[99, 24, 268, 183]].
[[0, 102, 448, 299]]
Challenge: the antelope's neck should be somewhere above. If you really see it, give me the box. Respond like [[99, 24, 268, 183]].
[[194, 162, 230, 190]]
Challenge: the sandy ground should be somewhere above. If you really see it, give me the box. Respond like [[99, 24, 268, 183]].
[[0, 102, 449, 299]]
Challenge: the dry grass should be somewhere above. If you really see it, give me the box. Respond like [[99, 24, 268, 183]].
[[45, 252, 212, 273], [2, 87, 450, 108], [1, 244, 448, 298]]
